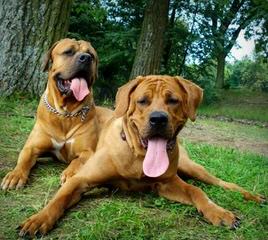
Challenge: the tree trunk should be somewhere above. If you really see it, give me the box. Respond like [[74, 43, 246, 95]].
[[129, 0, 169, 79], [163, 2, 177, 70], [215, 52, 225, 89], [0, 0, 72, 97]]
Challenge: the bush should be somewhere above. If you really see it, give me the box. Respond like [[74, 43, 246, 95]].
[[227, 57, 268, 92]]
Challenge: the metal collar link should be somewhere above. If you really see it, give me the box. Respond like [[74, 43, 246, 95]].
[[43, 94, 90, 122]]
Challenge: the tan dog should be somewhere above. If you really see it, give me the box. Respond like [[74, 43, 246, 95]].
[[19, 75, 264, 237], [1, 38, 112, 190]]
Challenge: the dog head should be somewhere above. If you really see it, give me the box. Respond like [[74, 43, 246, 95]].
[[115, 75, 203, 177], [43, 38, 98, 102]]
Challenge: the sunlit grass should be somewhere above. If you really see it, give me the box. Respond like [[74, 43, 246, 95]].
[[199, 89, 268, 122]]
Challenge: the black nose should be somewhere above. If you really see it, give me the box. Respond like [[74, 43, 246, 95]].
[[78, 53, 91, 63], [149, 111, 168, 127]]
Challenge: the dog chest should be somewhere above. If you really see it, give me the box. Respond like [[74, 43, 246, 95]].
[[51, 138, 75, 162]]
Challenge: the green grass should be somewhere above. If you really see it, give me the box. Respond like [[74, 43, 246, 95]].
[[0, 96, 267, 240], [199, 89, 268, 122], [197, 118, 268, 141]]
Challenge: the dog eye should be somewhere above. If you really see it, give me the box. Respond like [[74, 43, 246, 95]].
[[86, 51, 94, 59], [63, 49, 74, 56], [167, 98, 179, 105], [137, 97, 149, 105]]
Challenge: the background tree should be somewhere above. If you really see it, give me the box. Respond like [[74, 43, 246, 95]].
[[227, 57, 268, 92], [0, 0, 72, 96], [67, 0, 267, 103], [129, 0, 170, 79], [1, 0, 266, 103], [245, 0, 268, 59], [188, 0, 264, 88]]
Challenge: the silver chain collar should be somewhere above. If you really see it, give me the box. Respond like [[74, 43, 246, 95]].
[[43, 94, 90, 122]]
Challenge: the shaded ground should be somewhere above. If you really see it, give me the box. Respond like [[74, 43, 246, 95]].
[[180, 118, 268, 157], [199, 89, 268, 122]]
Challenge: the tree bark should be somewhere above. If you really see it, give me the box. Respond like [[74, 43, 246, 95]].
[[215, 51, 225, 89], [129, 0, 169, 79], [0, 0, 72, 97]]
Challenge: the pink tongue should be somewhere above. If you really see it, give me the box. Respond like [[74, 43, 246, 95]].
[[70, 78, 90, 101], [143, 138, 169, 178]]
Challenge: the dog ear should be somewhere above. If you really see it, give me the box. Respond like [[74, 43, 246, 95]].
[[175, 76, 203, 121], [91, 52, 99, 84], [41, 41, 60, 72], [114, 76, 144, 118]]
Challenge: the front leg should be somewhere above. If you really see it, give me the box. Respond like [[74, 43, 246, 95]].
[[156, 176, 240, 228], [19, 176, 89, 237], [60, 149, 94, 184], [178, 146, 265, 203], [19, 148, 118, 237], [1, 126, 52, 190]]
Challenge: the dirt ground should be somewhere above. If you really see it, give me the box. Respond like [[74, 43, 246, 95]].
[[180, 118, 268, 157]]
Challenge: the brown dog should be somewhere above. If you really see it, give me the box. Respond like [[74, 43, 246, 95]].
[[1, 38, 112, 190], [19, 75, 264, 237]]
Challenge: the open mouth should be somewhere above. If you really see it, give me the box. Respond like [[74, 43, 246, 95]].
[[56, 71, 91, 101], [141, 137, 176, 150]]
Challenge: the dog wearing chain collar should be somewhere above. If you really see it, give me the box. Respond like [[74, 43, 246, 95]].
[[1, 38, 112, 190]]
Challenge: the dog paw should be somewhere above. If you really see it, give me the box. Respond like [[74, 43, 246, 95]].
[[19, 211, 53, 238], [255, 194, 266, 205], [201, 204, 240, 229], [1, 169, 28, 190], [60, 169, 75, 185], [244, 192, 266, 204], [251, 194, 266, 204]]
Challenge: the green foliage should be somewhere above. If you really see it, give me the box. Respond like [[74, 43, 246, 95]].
[[95, 28, 138, 99], [245, 0, 268, 58], [168, 0, 267, 90], [163, 19, 192, 74], [68, 0, 107, 41], [182, 62, 219, 104], [227, 57, 268, 91], [68, 0, 145, 101], [104, 0, 146, 27]]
